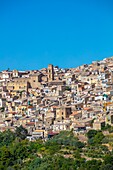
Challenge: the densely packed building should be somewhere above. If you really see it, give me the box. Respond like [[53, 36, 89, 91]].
[[1, 57, 113, 140]]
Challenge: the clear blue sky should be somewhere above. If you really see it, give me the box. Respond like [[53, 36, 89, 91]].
[[0, 0, 113, 70]]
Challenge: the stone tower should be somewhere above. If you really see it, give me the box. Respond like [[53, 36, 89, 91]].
[[48, 64, 54, 82]]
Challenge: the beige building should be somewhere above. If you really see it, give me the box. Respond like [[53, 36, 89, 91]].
[[55, 106, 71, 120], [7, 78, 30, 92], [29, 73, 42, 88], [7, 73, 43, 92], [93, 120, 105, 130]]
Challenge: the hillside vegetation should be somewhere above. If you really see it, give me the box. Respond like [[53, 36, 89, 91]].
[[0, 127, 113, 170]]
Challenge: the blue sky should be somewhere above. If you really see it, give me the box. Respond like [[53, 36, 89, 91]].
[[0, 0, 113, 70]]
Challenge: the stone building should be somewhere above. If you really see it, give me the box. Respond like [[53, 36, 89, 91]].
[[48, 64, 54, 82], [55, 106, 72, 120]]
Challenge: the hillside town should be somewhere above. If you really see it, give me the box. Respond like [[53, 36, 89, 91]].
[[0, 56, 113, 140]]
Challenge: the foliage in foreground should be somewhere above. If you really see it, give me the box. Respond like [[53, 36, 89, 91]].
[[0, 128, 113, 169]]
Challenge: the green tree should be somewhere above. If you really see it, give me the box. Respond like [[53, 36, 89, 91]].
[[0, 130, 15, 147], [15, 125, 28, 140], [93, 131, 105, 144], [104, 155, 113, 165], [28, 157, 42, 170], [87, 130, 97, 139], [82, 159, 102, 170], [100, 164, 113, 170], [87, 130, 105, 145], [0, 146, 14, 169]]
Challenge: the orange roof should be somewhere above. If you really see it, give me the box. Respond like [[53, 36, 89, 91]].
[[26, 122, 35, 126], [83, 107, 90, 111], [51, 106, 59, 108], [70, 111, 78, 116], [70, 111, 81, 116], [7, 112, 17, 115], [28, 106, 33, 108]]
